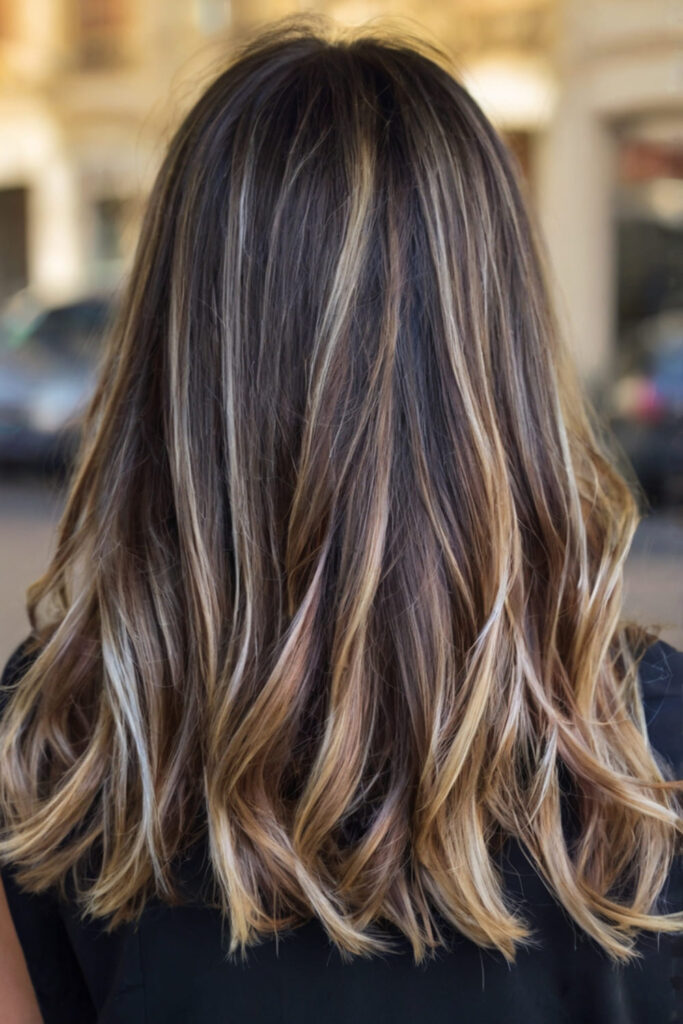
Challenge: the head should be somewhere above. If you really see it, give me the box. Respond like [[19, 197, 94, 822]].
[[1, 16, 681, 965]]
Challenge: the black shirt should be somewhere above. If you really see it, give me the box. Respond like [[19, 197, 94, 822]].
[[1, 633, 682, 1024]]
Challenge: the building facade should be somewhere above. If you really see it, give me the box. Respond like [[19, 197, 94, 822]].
[[0, 0, 681, 393]]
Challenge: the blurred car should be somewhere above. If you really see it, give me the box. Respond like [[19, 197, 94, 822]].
[[0, 292, 113, 473], [609, 309, 683, 507]]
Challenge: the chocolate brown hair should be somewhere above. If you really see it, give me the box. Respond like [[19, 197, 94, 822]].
[[1, 16, 681, 965]]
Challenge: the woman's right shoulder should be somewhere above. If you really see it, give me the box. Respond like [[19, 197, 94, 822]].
[[0, 634, 42, 723], [637, 636, 683, 777], [0, 634, 40, 687]]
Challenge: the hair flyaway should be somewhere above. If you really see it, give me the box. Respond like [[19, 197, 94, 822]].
[[0, 15, 681, 967]]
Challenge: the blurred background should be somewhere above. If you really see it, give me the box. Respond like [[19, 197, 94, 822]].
[[0, 0, 682, 660]]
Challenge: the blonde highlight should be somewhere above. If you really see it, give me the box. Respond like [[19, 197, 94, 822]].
[[0, 15, 681, 968]]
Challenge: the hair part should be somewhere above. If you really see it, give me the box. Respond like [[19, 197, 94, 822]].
[[0, 14, 681, 966]]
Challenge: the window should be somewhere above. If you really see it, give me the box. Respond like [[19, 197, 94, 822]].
[[0, 187, 28, 305], [74, 0, 129, 68], [93, 196, 128, 263], [195, 0, 231, 35], [0, 0, 16, 41]]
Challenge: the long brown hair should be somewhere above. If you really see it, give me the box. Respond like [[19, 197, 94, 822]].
[[1, 16, 681, 966]]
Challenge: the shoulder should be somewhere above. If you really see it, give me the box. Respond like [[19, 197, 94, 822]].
[[0, 634, 41, 688], [638, 635, 683, 692], [0, 633, 42, 720], [1, 630, 680, 769], [636, 636, 683, 777]]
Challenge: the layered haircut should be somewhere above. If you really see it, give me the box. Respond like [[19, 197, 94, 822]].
[[0, 17, 681, 966]]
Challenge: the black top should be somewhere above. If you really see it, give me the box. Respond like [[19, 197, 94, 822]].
[[1, 633, 682, 1024]]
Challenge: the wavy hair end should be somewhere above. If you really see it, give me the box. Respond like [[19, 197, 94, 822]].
[[1, 15, 681, 967]]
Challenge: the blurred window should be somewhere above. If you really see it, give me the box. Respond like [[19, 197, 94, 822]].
[[0, 188, 28, 306], [195, 0, 231, 35], [93, 197, 128, 262], [75, 0, 129, 68], [616, 137, 683, 354], [0, 1, 16, 40], [502, 131, 532, 182]]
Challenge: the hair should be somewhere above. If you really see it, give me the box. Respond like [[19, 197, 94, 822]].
[[0, 15, 681, 968]]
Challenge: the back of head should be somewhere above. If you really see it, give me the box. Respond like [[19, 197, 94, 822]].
[[0, 15, 681, 966]]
